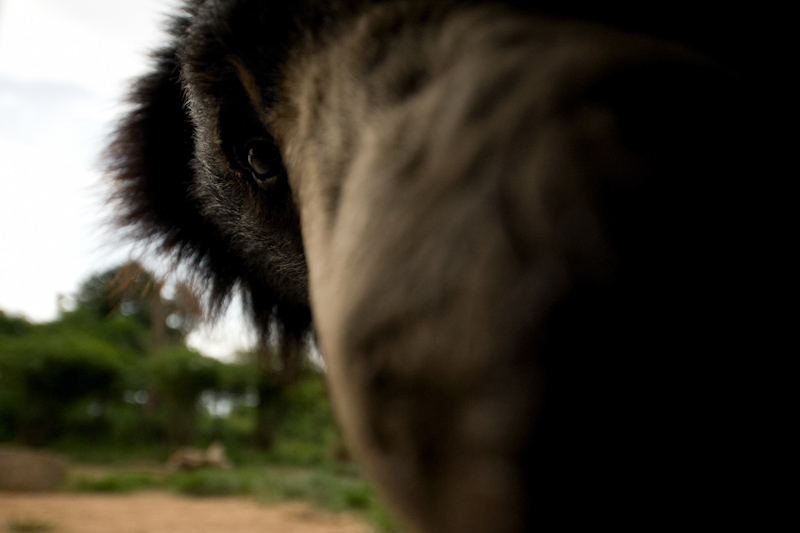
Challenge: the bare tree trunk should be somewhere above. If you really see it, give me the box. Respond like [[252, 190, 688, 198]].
[[253, 344, 281, 448], [149, 279, 165, 351]]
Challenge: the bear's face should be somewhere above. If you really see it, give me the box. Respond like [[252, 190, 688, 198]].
[[107, 1, 752, 531]]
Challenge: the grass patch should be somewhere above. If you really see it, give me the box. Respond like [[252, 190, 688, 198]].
[[169, 469, 258, 496], [70, 471, 162, 493], [65, 461, 400, 532], [265, 469, 372, 511], [5, 518, 55, 532], [254, 467, 400, 531]]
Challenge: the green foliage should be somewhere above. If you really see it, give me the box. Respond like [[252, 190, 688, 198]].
[[276, 373, 338, 442], [266, 469, 373, 512], [70, 471, 162, 493], [170, 469, 258, 496], [0, 265, 369, 520], [59, 262, 203, 352], [0, 328, 122, 444], [149, 346, 221, 401], [47, 441, 173, 464], [0, 311, 32, 337], [148, 346, 223, 445], [54, 311, 151, 356], [217, 361, 257, 395], [62, 463, 399, 532], [0, 308, 338, 454], [0, 330, 121, 400]]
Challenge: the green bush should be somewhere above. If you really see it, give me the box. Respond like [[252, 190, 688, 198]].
[[0, 329, 122, 444], [0, 310, 32, 337], [217, 362, 257, 395], [0, 331, 121, 400], [277, 374, 338, 442], [51, 311, 150, 357], [150, 346, 220, 400], [170, 469, 255, 496], [71, 472, 162, 493], [149, 346, 222, 445]]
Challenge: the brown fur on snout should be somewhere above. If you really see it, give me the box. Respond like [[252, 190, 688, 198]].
[[276, 6, 746, 531], [108, 1, 768, 531]]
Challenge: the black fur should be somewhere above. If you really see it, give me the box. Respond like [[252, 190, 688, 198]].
[[106, 1, 314, 352]]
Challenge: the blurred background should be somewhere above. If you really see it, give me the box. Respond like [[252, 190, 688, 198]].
[[0, 2, 394, 530], [0, 0, 256, 359]]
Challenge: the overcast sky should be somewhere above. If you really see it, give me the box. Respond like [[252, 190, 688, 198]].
[[0, 0, 256, 359]]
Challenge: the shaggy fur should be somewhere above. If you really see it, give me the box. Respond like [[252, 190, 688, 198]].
[[107, 1, 766, 530]]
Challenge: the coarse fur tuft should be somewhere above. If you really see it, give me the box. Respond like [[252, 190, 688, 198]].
[[105, 1, 313, 351]]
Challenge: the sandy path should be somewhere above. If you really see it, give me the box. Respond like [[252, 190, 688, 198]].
[[0, 492, 373, 533]]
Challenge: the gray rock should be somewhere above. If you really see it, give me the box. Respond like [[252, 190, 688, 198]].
[[0, 445, 66, 491]]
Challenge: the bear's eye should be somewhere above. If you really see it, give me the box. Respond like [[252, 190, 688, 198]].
[[243, 138, 282, 189]]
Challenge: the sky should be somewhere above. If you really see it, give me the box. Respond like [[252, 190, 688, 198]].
[[0, 0, 257, 359]]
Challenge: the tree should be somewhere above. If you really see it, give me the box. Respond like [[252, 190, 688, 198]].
[[234, 337, 313, 448], [0, 311, 32, 337], [149, 345, 221, 445], [64, 261, 203, 352], [0, 329, 121, 445]]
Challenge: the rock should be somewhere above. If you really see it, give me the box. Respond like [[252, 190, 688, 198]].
[[0, 445, 66, 491]]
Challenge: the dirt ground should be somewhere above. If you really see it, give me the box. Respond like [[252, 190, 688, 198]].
[[0, 492, 373, 533]]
